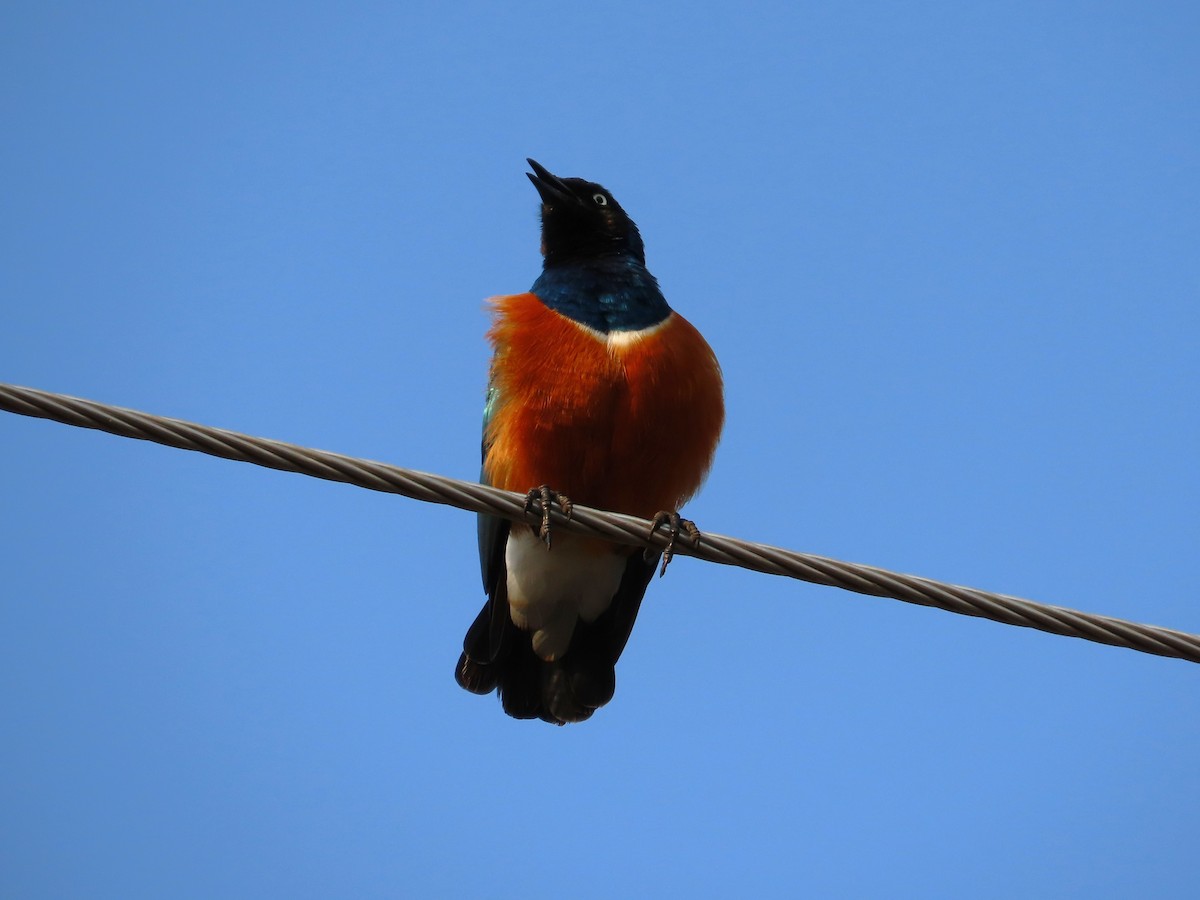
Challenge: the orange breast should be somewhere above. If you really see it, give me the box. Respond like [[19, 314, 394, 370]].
[[484, 293, 724, 519]]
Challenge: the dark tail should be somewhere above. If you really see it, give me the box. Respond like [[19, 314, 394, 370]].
[[456, 551, 658, 725]]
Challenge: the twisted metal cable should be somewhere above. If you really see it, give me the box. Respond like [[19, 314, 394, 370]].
[[3, 381, 1198, 665]]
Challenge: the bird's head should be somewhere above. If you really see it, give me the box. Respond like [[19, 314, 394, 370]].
[[526, 158, 646, 267]]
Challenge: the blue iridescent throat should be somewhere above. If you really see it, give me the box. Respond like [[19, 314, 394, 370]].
[[532, 260, 672, 334]]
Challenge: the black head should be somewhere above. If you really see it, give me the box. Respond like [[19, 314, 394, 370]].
[[526, 158, 646, 267]]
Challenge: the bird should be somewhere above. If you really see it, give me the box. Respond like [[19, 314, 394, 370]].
[[455, 159, 724, 724]]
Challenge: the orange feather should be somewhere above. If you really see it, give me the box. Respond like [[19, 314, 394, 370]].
[[484, 293, 724, 520]]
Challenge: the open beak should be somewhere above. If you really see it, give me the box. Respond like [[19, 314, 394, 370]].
[[526, 158, 577, 207]]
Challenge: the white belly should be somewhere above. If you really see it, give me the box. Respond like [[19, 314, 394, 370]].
[[505, 529, 626, 662]]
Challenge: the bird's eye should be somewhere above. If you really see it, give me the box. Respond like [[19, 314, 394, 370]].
[[592, 193, 608, 206]]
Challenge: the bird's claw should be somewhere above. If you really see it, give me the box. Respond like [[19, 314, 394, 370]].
[[524, 485, 573, 548], [647, 510, 701, 577]]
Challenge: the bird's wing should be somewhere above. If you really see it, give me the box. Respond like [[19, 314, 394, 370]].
[[477, 380, 506, 591], [466, 378, 511, 666]]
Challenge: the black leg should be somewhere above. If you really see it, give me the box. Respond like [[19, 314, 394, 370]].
[[523, 485, 573, 548], [647, 510, 701, 576]]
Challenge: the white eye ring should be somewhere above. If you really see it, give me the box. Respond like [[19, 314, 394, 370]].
[[593, 193, 608, 206]]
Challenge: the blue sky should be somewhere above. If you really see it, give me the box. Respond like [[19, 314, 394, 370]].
[[2, 2, 1197, 897]]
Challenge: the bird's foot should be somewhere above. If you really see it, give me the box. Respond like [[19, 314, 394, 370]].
[[647, 510, 701, 577], [524, 485, 573, 548]]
